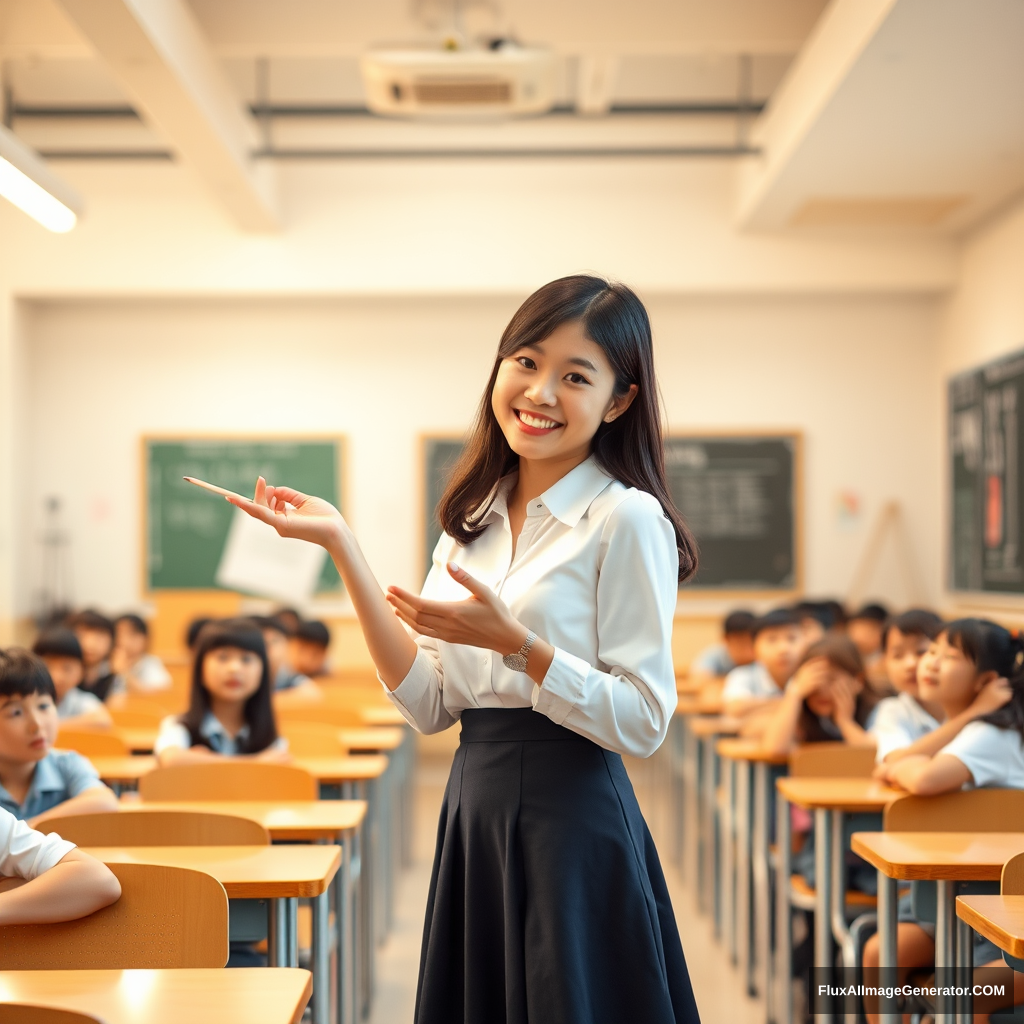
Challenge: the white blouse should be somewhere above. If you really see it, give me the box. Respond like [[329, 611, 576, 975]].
[[385, 456, 679, 758], [0, 807, 75, 879]]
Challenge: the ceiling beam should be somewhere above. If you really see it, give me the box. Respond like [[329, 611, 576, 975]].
[[51, 0, 279, 231]]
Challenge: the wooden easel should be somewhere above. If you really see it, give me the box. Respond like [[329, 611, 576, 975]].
[[846, 500, 924, 608]]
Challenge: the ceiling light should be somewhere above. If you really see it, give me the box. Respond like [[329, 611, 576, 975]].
[[0, 124, 83, 233]]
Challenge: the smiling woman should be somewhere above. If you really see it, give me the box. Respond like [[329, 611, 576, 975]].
[[228, 275, 701, 1024]]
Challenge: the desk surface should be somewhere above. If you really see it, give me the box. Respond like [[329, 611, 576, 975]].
[[716, 738, 789, 764], [119, 799, 367, 841], [358, 706, 407, 727], [81, 844, 340, 898], [688, 715, 741, 738], [851, 831, 1024, 881], [956, 894, 1024, 959], [92, 754, 389, 785], [776, 777, 901, 811], [0, 968, 311, 1024], [675, 695, 726, 717], [338, 727, 405, 751]]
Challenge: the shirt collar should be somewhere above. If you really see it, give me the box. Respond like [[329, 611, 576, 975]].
[[201, 711, 249, 743], [0, 753, 65, 811], [529, 456, 613, 527]]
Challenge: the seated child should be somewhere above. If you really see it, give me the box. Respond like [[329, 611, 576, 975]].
[[869, 609, 944, 763], [761, 635, 880, 756], [722, 608, 803, 722], [155, 618, 290, 765], [863, 619, 1024, 1023], [111, 614, 171, 693], [186, 617, 214, 655], [66, 609, 118, 702], [690, 610, 756, 682], [0, 806, 121, 924], [846, 602, 891, 692], [31, 628, 112, 728], [0, 649, 119, 826], [290, 619, 332, 679], [255, 615, 317, 694]]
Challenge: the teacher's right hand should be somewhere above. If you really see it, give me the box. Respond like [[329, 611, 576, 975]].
[[227, 476, 346, 549]]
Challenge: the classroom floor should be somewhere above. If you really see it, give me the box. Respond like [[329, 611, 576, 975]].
[[367, 743, 763, 1024]]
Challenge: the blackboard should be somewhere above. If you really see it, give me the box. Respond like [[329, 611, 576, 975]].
[[665, 434, 800, 591], [950, 348, 1024, 592], [423, 437, 465, 577], [144, 437, 344, 592]]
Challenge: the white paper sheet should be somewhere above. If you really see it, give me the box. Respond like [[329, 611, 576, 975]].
[[215, 507, 327, 603]]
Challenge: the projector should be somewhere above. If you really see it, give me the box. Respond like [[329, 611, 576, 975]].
[[361, 44, 556, 119]]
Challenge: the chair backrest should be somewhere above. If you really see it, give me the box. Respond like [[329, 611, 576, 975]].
[[279, 720, 347, 756], [789, 742, 877, 778], [55, 729, 130, 757], [0, 861, 228, 968], [107, 694, 178, 716], [138, 760, 318, 801], [274, 703, 365, 728], [884, 788, 1024, 831], [107, 707, 167, 729], [1000, 852, 1024, 894], [34, 809, 270, 846], [0, 1008, 104, 1024]]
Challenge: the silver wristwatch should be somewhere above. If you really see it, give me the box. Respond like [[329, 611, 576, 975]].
[[502, 630, 537, 672]]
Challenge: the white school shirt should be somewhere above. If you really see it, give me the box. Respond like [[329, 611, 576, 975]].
[[721, 662, 784, 703], [870, 692, 941, 762], [155, 712, 289, 756], [385, 456, 679, 759], [0, 807, 75, 879], [939, 721, 1024, 789]]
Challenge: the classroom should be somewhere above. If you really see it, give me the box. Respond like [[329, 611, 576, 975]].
[[0, 0, 1022, 1022]]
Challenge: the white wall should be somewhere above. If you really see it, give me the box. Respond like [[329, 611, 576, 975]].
[[18, 291, 941, 618]]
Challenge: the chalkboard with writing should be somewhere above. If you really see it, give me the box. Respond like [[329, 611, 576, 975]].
[[423, 437, 466, 578], [950, 348, 1024, 592], [145, 437, 344, 592], [665, 434, 800, 590]]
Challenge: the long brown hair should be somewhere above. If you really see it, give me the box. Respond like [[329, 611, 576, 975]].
[[437, 275, 697, 582]]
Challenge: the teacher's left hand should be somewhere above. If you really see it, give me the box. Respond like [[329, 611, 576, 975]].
[[386, 562, 527, 656]]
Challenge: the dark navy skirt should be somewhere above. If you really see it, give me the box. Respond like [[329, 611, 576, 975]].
[[414, 708, 701, 1024]]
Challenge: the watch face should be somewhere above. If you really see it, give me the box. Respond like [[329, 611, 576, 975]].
[[502, 653, 528, 672]]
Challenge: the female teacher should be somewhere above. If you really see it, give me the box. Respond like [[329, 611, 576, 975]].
[[231, 275, 702, 1024]]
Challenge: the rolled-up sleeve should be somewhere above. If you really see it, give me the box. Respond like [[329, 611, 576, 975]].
[[533, 492, 678, 758], [0, 809, 76, 879]]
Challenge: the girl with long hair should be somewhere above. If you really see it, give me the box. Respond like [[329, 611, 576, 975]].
[[230, 275, 701, 1023]]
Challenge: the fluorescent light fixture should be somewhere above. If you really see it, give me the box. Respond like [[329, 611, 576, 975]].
[[0, 124, 83, 232]]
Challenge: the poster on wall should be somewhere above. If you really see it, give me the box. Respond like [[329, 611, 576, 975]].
[[949, 347, 1024, 592]]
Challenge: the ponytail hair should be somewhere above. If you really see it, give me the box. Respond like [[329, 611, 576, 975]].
[[944, 618, 1024, 741]]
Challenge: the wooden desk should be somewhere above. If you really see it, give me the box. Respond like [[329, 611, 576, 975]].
[[852, 831, 1024, 1024], [357, 706, 407, 727], [957, 894, 1024, 960], [774, 778, 901, 1024], [0, 968, 311, 1024], [117, 726, 158, 753], [338, 726, 404, 752]]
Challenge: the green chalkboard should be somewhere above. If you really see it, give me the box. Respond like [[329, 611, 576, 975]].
[[666, 434, 800, 591], [145, 437, 344, 592], [423, 437, 465, 578], [950, 348, 1024, 592]]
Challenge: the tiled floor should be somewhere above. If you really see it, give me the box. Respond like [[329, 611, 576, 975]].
[[367, 747, 763, 1024]]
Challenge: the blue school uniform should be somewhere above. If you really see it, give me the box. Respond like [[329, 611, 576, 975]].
[[0, 749, 105, 820]]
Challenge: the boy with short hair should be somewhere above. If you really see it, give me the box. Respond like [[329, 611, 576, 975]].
[[847, 602, 891, 691], [255, 616, 317, 694], [0, 649, 118, 825], [31, 628, 112, 728], [111, 613, 171, 693], [690, 610, 756, 681], [66, 609, 117, 702], [290, 619, 331, 679], [722, 608, 804, 718]]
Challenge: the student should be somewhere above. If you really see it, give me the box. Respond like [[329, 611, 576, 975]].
[[110, 614, 171, 693], [255, 616, 316, 693], [271, 606, 303, 636], [869, 609, 944, 763], [847, 602, 890, 690], [689, 609, 756, 681], [66, 609, 117, 702], [186, 616, 214, 654], [228, 276, 701, 1023], [290, 619, 331, 679], [864, 619, 1024, 1022], [0, 807, 121, 924], [154, 618, 290, 766], [761, 635, 879, 756], [0, 649, 119, 826], [31, 628, 112, 728], [722, 607, 804, 718]]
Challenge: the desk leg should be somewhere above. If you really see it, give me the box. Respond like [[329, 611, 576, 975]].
[[683, 720, 699, 890], [268, 897, 299, 968], [736, 761, 753, 991], [936, 880, 956, 1024], [336, 832, 353, 1024], [956, 914, 973, 1024], [774, 790, 792, 1024], [722, 756, 737, 965], [828, 811, 858, 1024], [701, 737, 720, 933], [310, 888, 331, 1024], [814, 808, 834, 1024], [752, 762, 771, 1010], [877, 871, 899, 1024]]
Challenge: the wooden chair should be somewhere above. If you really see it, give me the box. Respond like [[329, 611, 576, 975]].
[[884, 788, 1024, 831], [0, 1009, 104, 1024], [0, 862, 228, 968], [55, 729, 130, 757], [789, 742, 877, 778], [107, 693, 178, 717], [138, 761, 318, 801], [275, 703, 366, 729], [107, 706, 167, 729], [279, 721, 348, 757], [1003, 851, 1024, 895], [34, 809, 270, 846]]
